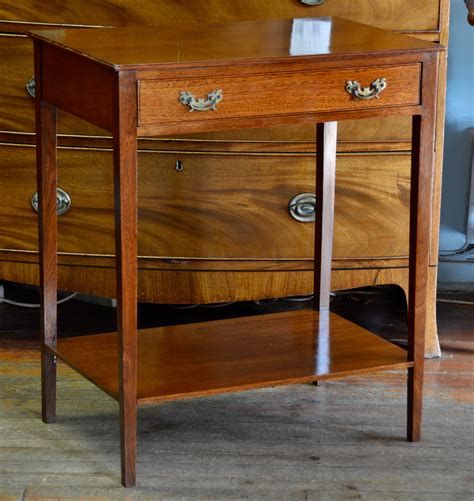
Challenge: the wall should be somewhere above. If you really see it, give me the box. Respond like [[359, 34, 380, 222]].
[[437, 0, 474, 286]]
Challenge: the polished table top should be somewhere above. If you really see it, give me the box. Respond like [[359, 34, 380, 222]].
[[30, 17, 442, 70]]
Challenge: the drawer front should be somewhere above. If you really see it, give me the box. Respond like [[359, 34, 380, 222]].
[[0, 144, 114, 254], [0, 0, 441, 33], [0, 35, 108, 136], [0, 143, 410, 260], [136, 151, 411, 260], [138, 65, 421, 128]]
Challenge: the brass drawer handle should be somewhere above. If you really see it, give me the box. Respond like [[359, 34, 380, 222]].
[[289, 193, 316, 222], [345, 77, 387, 100], [31, 188, 72, 216], [26, 75, 36, 98], [179, 89, 223, 112], [300, 0, 326, 4]]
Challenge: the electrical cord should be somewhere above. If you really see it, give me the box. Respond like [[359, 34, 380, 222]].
[[0, 285, 78, 308]]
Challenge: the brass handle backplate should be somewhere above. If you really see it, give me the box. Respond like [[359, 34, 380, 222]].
[[31, 188, 72, 216], [26, 75, 36, 98], [345, 78, 387, 100], [300, 0, 326, 4], [179, 89, 223, 112], [289, 193, 316, 223]]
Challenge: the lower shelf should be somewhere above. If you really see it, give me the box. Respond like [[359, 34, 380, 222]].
[[52, 309, 411, 404]]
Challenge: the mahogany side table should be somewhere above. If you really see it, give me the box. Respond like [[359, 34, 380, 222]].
[[29, 17, 443, 487]]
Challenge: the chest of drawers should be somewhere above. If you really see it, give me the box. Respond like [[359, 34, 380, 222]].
[[0, 0, 449, 356]]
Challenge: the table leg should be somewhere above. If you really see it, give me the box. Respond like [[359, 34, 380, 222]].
[[34, 39, 58, 426], [36, 99, 58, 424], [113, 73, 138, 487], [314, 122, 338, 311], [313, 122, 337, 386], [407, 54, 438, 441], [407, 112, 435, 442]]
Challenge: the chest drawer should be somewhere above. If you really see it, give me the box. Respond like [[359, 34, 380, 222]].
[[0, 143, 410, 260], [0, 0, 441, 33], [138, 64, 421, 129]]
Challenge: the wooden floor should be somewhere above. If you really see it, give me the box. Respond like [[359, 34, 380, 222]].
[[0, 286, 473, 500]]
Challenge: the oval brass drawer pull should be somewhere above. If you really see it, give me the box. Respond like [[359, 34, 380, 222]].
[[179, 89, 223, 112], [31, 187, 72, 216], [300, 0, 326, 4], [345, 77, 387, 100], [289, 193, 316, 223], [26, 75, 36, 98]]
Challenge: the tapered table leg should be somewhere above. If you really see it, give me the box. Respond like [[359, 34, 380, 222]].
[[113, 73, 139, 487], [314, 122, 338, 311], [35, 39, 58, 424], [313, 122, 338, 386], [36, 100, 58, 424], [407, 54, 438, 442]]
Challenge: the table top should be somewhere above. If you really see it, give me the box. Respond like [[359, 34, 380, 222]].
[[29, 17, 442, 70]]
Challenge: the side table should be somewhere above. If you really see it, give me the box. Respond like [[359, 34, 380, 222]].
[[30, 17, 443, 487]]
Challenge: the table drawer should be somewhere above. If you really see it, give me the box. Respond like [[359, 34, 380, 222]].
[[138, 64, 421, 127]]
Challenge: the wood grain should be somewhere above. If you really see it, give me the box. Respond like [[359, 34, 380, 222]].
[[42, 43, 115, 133], [429, 49, 449, 265], [407, 54, 439, 442], [0, 34, 418, 144], [138, 65, 421, 127], [314, 122, 337, 310], [34, 40, 58, 424], [0, 255, 408, 299], [0, 252, 441, 357], [29, 18, 440, 70], [0, 0, 442, 32], [0, 35, 107, 137], [52, 310, 410, 403], [112, 71, 138, 487], [0, 144, 413, 261]]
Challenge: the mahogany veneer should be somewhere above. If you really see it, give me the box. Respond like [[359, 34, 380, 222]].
[[53, 310, 411, 403], [30, 17, 443, 487]]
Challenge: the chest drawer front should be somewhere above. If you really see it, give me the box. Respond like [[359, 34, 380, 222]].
[[168, 115, 411, 148], [136, 151, 411, 260], [0, 0, 441, 33], [0, 143, 409, 260], [138, 64, 421, 128]]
